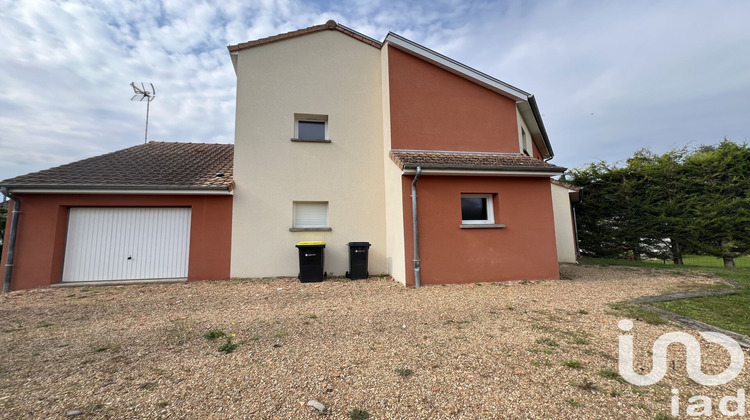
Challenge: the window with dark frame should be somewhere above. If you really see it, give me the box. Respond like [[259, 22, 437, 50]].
[[294, 114, 328, 141], [297, 120, 326, 140]]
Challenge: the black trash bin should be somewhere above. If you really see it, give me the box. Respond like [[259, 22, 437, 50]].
[[346, 242, 371, 280], [296, 241, 326, 283]]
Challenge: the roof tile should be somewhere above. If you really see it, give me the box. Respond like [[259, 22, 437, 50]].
[[389, 150, 565, 173], [1, 142, 234, 191]]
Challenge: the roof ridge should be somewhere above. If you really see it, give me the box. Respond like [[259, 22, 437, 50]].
[[227, 20, 381, 52]]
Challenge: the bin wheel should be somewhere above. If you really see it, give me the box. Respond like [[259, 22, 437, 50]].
[[345, 271, 349, 278]]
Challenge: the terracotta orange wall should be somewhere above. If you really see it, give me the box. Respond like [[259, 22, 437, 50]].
[[401, 176, 559, 286], [0, 194, 232, 291], [388, 47, 520, 153]]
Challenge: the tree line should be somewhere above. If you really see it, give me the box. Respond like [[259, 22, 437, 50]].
[[565, 139, 750, 267]]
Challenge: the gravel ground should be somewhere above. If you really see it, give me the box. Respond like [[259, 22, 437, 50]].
[[1, 265, 748, 419]]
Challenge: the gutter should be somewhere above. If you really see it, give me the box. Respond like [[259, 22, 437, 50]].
[[3, 184, 234, 195], [1, 188, 20, 293], [527, 95, 554, 160], [411, 166, 422, 288], [401, 164, 566, 172]]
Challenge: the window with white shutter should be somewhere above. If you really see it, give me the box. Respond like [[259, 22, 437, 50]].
[[292, 202, 329, 229]]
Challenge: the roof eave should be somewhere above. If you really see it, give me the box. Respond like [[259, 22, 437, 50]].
[[1, 184, 234, 195], [400, 163, 566, 173]]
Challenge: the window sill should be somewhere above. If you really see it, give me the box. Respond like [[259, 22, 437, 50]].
[[290, 227, 332, 232], [291, 138, 332, 143], [460, 224, 506, 229]]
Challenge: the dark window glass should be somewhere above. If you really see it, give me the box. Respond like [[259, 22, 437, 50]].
[[461, 197, 488, 220], [298, 121, 326, 140]]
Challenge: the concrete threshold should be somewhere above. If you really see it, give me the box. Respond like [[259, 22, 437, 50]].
[[51, 278, 188, 288]]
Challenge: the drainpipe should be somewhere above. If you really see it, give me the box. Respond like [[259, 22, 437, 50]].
[[1, 188, 20, 293], [411, 166, 422, 288]]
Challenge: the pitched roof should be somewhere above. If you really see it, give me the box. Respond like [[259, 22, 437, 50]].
[[227, 20, 381, 52], [0, 142, 234, 191], [390, 150, 565, 173], [551, 178, 581, 191]]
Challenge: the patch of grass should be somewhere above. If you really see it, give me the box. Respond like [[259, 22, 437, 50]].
[[274, 331, 289, 338], [203, 329, 225, 341], [535, 337, 559, 347], [598, 369, 626, 383], [139, 382, 158, 390], [348, 409, 370, 420], [653, 292, 750, 336], [637, 402, 647, 409], [607, 302, 667, 325], [610, 389, 623, 397], [250, 334, 261, 341], [561, 360, 584, 369], [157, 400, 170, 408], [36, 322, 54, 328], [218, 337, 238, 354], [574, 378, 600, 392], [566, 398, 580, 407], [95, 346, 110, 352], [574, 337, 590, 345], [395, 368, 414, 378], [654, 413, 672, 420], [631, 387, 648, 395], [585, 258, 750, 336], [577, 309, 589, 315]]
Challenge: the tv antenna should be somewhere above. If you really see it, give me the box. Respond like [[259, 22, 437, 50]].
[[130, 82, 156, 143]]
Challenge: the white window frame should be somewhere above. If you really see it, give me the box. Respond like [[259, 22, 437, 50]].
[[293, 201, 329, 229], [294, 114, 329, 141], [460, 194, 495, 225]]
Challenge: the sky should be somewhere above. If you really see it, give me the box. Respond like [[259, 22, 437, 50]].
[[1, 0, 749, 182]]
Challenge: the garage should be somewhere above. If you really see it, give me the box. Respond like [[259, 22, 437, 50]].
[[62, 207, 192, 282]]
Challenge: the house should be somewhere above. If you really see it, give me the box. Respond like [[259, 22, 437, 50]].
[[0, 142, 233, 291], [0, 21, 577, 291], [228, 21, 567, 286]]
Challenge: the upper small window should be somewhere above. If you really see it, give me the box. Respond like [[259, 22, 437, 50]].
[[294, 115, 328, 141], [521, 127, 530, 156], [461, 194, 495, 224]]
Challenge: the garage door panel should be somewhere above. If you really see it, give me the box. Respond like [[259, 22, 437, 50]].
[[62, 208, 191, 282]]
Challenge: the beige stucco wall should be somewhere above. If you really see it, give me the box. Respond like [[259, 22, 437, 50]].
[[551, 182, 578, 263], [516, 107, 533, 157], [380, 44, 407, 285], [231, 30, 387, 278]]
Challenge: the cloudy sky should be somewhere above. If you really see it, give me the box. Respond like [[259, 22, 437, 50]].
[[1, 0, 749, 182]]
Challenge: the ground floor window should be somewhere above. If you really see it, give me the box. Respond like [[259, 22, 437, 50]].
[[461, 194, 494, 224], [293, 201, 329, 229]]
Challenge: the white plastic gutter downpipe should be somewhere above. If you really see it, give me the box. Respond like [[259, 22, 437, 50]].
[[411, 166, 422, 288], [1, 188, 20, 293]]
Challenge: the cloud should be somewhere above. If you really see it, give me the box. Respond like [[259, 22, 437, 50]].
[[0, 0, 749, 182]]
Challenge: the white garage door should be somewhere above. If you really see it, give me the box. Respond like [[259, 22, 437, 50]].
[[62, 207, 192, 282]]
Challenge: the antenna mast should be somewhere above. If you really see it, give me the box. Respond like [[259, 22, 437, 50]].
[[130, 82, 156, 143]]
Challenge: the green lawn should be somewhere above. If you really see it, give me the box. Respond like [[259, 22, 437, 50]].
[[581, 258, 750, 336]]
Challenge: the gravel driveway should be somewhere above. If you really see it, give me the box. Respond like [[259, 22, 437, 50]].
[[1, 265, 747, 419]]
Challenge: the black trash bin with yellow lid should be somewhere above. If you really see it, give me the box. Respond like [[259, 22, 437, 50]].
[[295, 241, 326, 283]]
